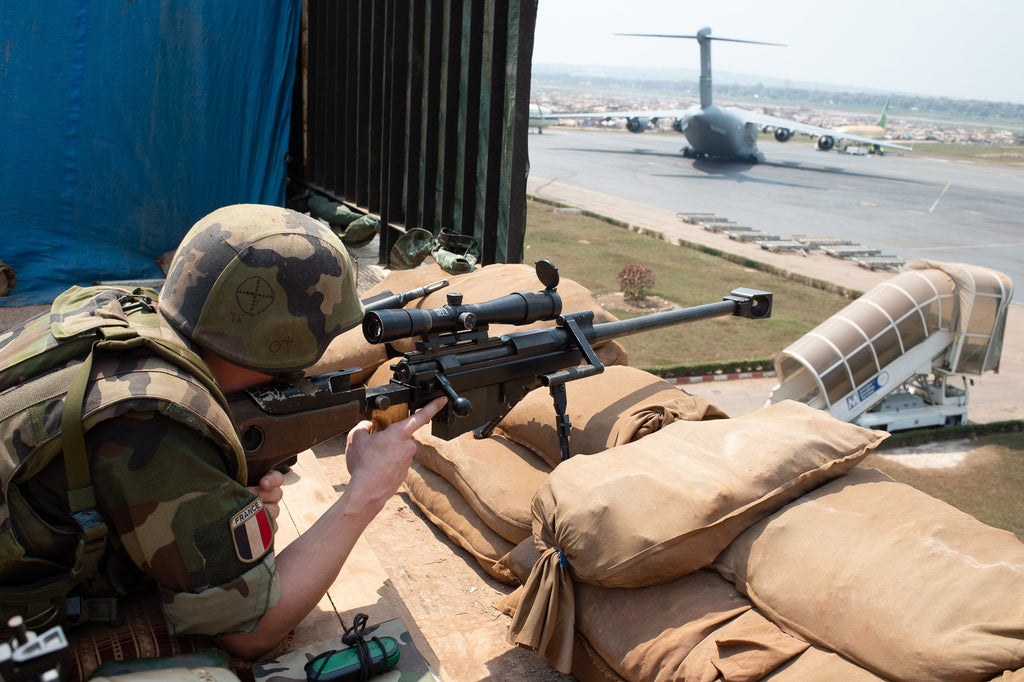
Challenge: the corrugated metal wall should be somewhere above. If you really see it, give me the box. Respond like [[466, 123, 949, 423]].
[[289, 0, 537, 266]]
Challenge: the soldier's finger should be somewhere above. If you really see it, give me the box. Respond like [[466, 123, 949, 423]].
[[259, 469, 285, 491], [399, 397, 447, 438], [348, 420, 374, 445]]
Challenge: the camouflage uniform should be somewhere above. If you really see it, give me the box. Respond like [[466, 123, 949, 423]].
[[0, 204, 363, 638], [0, 288, 279, 636]]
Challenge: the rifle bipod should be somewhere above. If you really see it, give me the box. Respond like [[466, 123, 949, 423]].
[[543, 311, 607, 462]]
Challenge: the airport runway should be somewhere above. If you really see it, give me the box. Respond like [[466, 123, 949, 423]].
[[527, 128, 1024, 300], [525, 128, 1024, 424]]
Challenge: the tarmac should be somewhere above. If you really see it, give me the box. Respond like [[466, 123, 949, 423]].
[[525, 173, 1024, 425]]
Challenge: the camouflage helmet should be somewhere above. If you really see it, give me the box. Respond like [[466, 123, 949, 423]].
[[160, 204, 363, 373]]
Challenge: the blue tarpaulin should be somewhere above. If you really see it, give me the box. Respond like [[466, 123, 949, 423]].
[[0, 1, 301, 304]]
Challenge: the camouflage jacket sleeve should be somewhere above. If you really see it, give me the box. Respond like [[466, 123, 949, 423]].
[[86, 412, 282, 636]]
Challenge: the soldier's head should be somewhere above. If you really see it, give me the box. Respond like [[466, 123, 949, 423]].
[[160, 204, 363, 374]]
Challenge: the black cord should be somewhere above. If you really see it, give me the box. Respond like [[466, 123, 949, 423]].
[[341, 613, 385, 682]]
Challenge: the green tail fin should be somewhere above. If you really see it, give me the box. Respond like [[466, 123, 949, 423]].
[[877, 97, 890, 128]]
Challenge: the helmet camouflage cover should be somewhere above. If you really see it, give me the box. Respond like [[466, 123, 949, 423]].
[[161, 204, 362, 373]]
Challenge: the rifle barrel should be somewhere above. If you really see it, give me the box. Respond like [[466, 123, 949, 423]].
[[587, 287, 771, 345], [587, 300, 737, 345]]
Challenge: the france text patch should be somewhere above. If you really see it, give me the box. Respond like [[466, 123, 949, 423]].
[[231, 498, 273, 563]]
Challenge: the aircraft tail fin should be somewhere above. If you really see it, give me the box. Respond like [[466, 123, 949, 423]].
[[877, 97, 891, 128], [616, 29, 784, 109]]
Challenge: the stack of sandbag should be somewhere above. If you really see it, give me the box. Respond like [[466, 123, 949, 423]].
[[395, 367, 729, 585], [507, 400, 887, 674], [405, 431, 545, 584], [501, 511, 887, 681], [713, 466, 1024, 681], [306, 322, 389, 385]]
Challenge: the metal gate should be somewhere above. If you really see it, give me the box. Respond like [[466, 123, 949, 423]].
[[289, 0, 537, 266]]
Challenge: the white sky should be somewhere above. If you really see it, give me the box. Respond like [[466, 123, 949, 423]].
[[532, 0, 1024, 105]]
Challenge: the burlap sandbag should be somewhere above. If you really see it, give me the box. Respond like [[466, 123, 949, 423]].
[[412, 430, 552, 543], [504, 538, 880, 682], [575, 571, 808, 682], [714, 466, 1024, 682], [570, 625, 886, 682], [501, 537, 545, 585], [304, 323, 387, 386], [361, 263, 620, 354], [509, 401, 887, 673], [763, 647, 887, 681], [495, 365, 727, 467], [403, 459, 518, 584]]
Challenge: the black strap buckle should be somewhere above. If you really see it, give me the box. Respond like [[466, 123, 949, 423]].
[[70, 508, 108, 582], [117, 293, 155, 315]]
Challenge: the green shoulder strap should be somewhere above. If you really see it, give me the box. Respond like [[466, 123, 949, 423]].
[[57, 290, 243, 587]]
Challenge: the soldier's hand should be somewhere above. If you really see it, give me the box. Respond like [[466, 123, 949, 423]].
[[248, 469, 285, 520], [344, 397, 447, 514]]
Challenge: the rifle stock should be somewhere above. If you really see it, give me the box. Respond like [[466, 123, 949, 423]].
[[229, 261, 772, 485]]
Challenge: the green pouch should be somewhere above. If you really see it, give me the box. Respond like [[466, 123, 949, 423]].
[[308, 195, 361, 228], [432, 248, 477, 274], [339, 214, 379, 247], [389, 228, 437, 269]]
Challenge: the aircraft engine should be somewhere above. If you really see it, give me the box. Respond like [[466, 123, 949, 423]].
[[817, 135, 836, 151], [774, 128, 792, 142], [673, 118, 684, 133], [626, 117, 650, 134]]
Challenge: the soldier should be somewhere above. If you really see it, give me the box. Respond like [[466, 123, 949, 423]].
[[0, 204, 445, 661]]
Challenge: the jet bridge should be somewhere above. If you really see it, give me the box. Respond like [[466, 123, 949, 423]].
[[768, 260, 1013, 430]]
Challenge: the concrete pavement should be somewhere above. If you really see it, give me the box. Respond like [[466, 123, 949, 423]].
[[527, 175, 1024, 425]]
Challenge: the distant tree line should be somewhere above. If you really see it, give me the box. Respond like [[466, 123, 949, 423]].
[[533, 73, 1024, 125]]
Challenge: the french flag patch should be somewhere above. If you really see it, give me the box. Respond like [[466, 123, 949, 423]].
[[231, 498, 274, 563]]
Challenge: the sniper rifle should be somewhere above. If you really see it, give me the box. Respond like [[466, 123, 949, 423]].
[[228, 260, 772, 484]]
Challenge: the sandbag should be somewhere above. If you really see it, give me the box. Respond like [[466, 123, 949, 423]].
[[764, 647, 887, 681], [361, 263, 620, 354], [714, 466, 1024, 682], [495, 365, 727, 467], [304, 323, 387, 386], [501, 537, 544, 585], [412, 430, 552, 544], [403, 460, 517, 584], [509, 401, 886, 673], [575, 571, 807, 682], [572, 634, 628, 682], [504, 539, 880, 682]]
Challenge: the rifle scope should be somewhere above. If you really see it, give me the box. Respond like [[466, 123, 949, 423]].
[[363, 289, 562, 344]]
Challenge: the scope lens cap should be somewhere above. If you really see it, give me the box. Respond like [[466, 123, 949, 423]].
[[535, 260, 559, 290]]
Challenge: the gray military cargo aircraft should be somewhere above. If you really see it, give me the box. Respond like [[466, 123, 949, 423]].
[[545, 27, 911, 163]]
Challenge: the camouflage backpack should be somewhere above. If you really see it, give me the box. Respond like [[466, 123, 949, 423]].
[[0, 285, 246, 630]]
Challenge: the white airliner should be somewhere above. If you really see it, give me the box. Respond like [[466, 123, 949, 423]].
[[529, 102, 556, 133], [544, 28, 911, 163]]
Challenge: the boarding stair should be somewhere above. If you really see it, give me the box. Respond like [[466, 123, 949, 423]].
[[768, 261, 1013, 430]]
